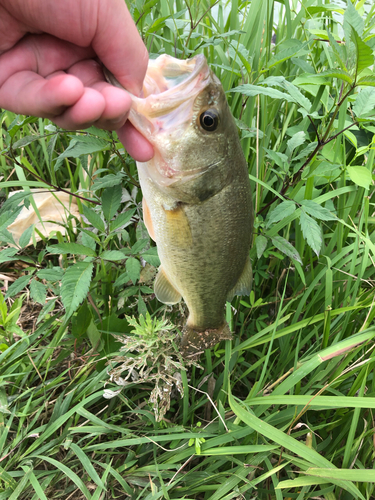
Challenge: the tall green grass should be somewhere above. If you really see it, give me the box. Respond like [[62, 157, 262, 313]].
[[1, 0, 375, 498]]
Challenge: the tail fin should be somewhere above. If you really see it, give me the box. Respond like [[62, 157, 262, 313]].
[[180, 323, 232, 359]]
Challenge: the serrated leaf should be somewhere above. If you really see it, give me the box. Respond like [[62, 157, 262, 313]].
[[350, 27, 374, 77], [82, 205, 105, 232], [327, 30, 347, 71], [142, 247, 161, 267], [280, 80, 311, 111], [300, 200, 337, 221], [267, 201, 296, 228], [255, 235, 268, 259], [353, 88, 375, 117], [0, 206, 23, 233], [37, 267, 64, 282], [102, 185, 122, 222], [264, 149, 288, 168], [0, 247, 18, 263], [54, 135, 110, 171], [0, 192, 32, 215], [357, 76, 375, 87], [344, 0, 364, 37], [126, 258, 141, 285], [309, 70, 353, 84], [271, 235, 302, 263], [287, 131, 306, 157], [12, 135, 42, 149], [131, 239, 149, 254], [91, 173, 125, 191], [100, 250, 125, 261], [61, 262, 94, 318], [268, 41, 306, 68], [29, 279, 47, 305], [19, 224, 34, 248], [80, 231, 96, 252], [347, 166, 372, 189], [5, 274, 30, 298], [114, 272, 130, 288], [47, 243, 96, 257], [110, 209, 136, 231], [299, 212, 322, 256]]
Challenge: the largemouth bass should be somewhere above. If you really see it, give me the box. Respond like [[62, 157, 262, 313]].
[[107, 54, 253, 357]]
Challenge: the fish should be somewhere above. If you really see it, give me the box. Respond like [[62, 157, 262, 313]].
[[106, 54, 254, 357]]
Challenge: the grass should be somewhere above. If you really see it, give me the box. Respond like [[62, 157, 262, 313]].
[[1, 0, 375, 498]]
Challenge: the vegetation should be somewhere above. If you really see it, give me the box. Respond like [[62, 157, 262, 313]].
[[1, 0, 375, 498]]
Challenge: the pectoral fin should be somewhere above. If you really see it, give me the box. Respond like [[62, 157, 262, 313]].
[[227, 256, 253, 302], [142, 198, 155, 241], [154, 267, 182, 304]]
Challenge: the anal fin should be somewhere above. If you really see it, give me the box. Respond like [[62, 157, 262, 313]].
[[154, 267, 182, 305], [227, 256, 253, 302]]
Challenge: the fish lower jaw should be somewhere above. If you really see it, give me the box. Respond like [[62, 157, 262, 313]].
[[180, 322, 232, 359]]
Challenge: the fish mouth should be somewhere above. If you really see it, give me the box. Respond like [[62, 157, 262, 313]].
[[127, 54, 212, 139]]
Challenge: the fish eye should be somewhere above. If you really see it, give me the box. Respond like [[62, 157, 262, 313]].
[[199, 109, 219, 131]]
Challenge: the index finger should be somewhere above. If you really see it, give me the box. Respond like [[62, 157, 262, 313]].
[[90, 0, 149, 96]]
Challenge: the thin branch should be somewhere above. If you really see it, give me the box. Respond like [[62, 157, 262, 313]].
[[3, 151, 101, 205]]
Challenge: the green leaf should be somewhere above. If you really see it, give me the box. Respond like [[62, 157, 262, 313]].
[[131, 238, 149, 254], [232, 84, 295, 103], [12, 135, 42, 149], [19, 224, 34, 248], [255, 235, 268, 259], [309, 69, 353, 84], [0, 207, 23, 233], [0, 191, 32, 215], [350, 27, 374, 77], [34, 455, 92, 499], [304, 467, 375, 482], [61, 262, 94, 318], [264, 149, 288, 168], [91, 173, 125, 191], [142, 246, 161, 267], [271, 235, 302, 263], [126, 257, 141, 285], [347, 166, 372, 189], [357, 76, 375, 87], [280, 80, 311, 111], [110, 209, 136, 231], [228, 391, 366, 500], [86, 318, 103, 350], [82, 205, 106, 232], [344, 0, 364, 37], [69, 443, 106, 490], [37, 267, 64, 282], [287, 131, 306, 157], [267, 201, 296, 227], [5, 274, 30, 298], [47, 242, 96, 257], [300, 200, 337, 221], [0, 247, 18, 263], [353, 87, 375, 117], [100, 250, 125, 261], [29, 279, 47, 305], [54, 135, 110, 171], [299, 211, 322, 256], [101, 185, 122, 222], [327, 30, 347, 71]]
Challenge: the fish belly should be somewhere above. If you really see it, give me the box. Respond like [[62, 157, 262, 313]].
[[139, 166, 253, 332]]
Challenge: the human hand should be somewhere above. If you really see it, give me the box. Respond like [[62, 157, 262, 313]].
[[0, 0, 154, 161]]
